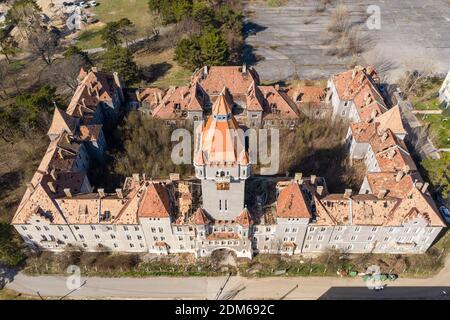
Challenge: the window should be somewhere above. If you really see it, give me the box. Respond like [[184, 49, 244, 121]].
[[111, 234, 116, 239], [137, 235, 142, 240], [309, 227, 315, 232], [307, 235, 312, 241], [372, 227, 378, 232], [58, 226, 63, 231], [35, 226, 41, 231], [334, 235, 340, 241], [158, 227, 163, 233], [90, 226, 96, 231], [320, 227, 326, 232], [178, 236, 183, 241], [44, 226, 49, 231], [351, 235, 357, 241], [318, 235, 324, 241], [63, 234, 68, 239], [134, 226, 139, 231], [290, 237, 295, 242], [153, 236, 158, 241], [27, 234, 33, 240], [225, 200, 228, 211], [151, 227, 156, 233], [127, 235, 132, 240], [292, 228, 297, 233], [285, 228, 290, 232], [304, 244, 310, 249], [21, 226, 27, 231], [129, 243, 134, 248], [354, 226, 361, 232], [75, 226, 80, 230], [123, 226, 129, 231], [177, 227, 182, 232], [79, 234, 85, 240], [219, 200, 222, 211], [114, 243, 118, 248], [95, 234, 100, 239], [368, 236, 374, 241]]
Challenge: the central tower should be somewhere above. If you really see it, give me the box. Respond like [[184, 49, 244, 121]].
[[194, 88, 251, 220]]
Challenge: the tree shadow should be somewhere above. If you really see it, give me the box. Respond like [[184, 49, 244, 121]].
[[243, 21, 267, 38], [140, 62, 173, 83], [0, 171, 23, 200]]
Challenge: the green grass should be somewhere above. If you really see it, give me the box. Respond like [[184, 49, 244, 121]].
[[414, 97, 442, 110], [76, 0, 155, 49], [411, 78, 444, 110], [420, 114, 450, 149], [76, 26, 104, 50]]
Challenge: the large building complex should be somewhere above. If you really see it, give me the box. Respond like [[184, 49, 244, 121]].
[[11, 65, 446, 258]]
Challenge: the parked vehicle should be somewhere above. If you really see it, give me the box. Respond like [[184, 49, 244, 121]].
[[439, 206, 450, 223], [88, 1, 98, 6]]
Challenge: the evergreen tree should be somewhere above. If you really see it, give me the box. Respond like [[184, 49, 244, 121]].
[[199, 29, 229, 66], [102, 46, 138, 84], [174, 37, 201, 71]]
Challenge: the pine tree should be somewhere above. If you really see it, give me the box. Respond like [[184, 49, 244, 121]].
[[199, 29, 229, 66], [102, 47, 139, 85]]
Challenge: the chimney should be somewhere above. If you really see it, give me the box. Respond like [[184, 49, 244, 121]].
[[142, 173, 146, 181], [359, 74, 365, 84], [387, 149, 396, 159], [377, 189, 387, 199], [402, 165, 410, 174], [310, 175, 317, 184], [381, 131, 388, 142], [98, 188, 105, 198], [157, 91, 162, 102], [370, 109, 378, 119], [64, 188, 72, 198], [26, 182, 34, 190], [421, 182, 429, 193], [116, 188, 123, 199], [395, 170, 404, 182], [352, 68, 357, 79], [275, 84, 280, 91], [57, 148, 64, 160], [169, 173, 180, 181], [50, 168, 58, 181], [203, 66, 208, 77], [415, 181, 424, 190], [132, 173, 140, 182], [344, 189, 352, 199], [316, 185, 324, 196], [91, 67, 98, 72], [47, 181, 57, 194], [242, 63, 247, 74], [294, 172, 303, 182], [113, 72, 121, 88]]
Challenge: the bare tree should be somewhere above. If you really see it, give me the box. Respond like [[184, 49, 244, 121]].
[[27, 28, 59, 65], [41, 55, 85, 92], [327, 4, 350, 34]]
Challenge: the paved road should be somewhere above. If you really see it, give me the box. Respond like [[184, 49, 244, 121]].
[[4, 256, 450, 300], [244, 0, 450, 81]]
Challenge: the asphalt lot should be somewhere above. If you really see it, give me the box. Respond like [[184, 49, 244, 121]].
[[244, 0, 450, 81]]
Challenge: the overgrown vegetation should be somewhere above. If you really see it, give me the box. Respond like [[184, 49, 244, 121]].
[[22, 231, 450, 278], [421, 153, 450, 200], [166, 0, 244, 70], [113, 111, 193, 178], [278, 116, 365, 192], [0, 222, 25, 267]]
